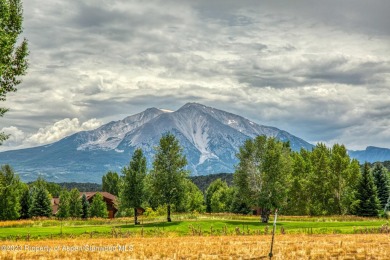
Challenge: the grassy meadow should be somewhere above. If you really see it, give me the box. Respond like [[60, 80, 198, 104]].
[[0, 214, 388, 240], [0, 214, 389, 259]]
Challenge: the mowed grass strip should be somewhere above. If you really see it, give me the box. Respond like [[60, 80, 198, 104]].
[[0, 215, 388, 239]]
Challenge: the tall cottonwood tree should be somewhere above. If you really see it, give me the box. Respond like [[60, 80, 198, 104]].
[[285, 149, 312, 215], [0, 164, 22, 220], [102, 171, 119, 196], [286, 144, 360, 216], [308, 143, 333, 215], [330, 144, 360, 215], [234, 136, 291, 223], [0, 0, 29, 144], [120, 148, 147, 225], [150, 133, 188, 222]]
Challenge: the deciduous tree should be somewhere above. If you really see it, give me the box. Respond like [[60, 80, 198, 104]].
[[89, 193, 108, 218], [57, 190, 70, 219], [69, 188, 82, 218], [206, 178, 230, 213], [120, 148, 147, 224], [0, 164, 22, 220], [0, 0, 29, 144], [181, 179, 205, 213], [233, 136, 291, 223], [150, 133, 188, 222], [102, 171, 119, 196]]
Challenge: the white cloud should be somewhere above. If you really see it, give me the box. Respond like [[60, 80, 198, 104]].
[[27, 118, 102, 145], [0, 118, 102, 151], [0, 127, 26, 147]]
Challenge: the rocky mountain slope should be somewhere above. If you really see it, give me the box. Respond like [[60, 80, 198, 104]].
[[0, 103, 389, 183]]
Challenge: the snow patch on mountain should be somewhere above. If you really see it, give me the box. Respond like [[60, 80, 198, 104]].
[[77, 107, 164, 151], [159, 108, 174, 113], [0, 102, 319, 182]]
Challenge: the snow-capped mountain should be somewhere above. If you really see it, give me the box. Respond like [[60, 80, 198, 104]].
[[2, 102, 387, 183]]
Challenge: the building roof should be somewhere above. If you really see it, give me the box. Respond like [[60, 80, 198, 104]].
[[81, 192, 117, 203], [51, 191, 118, 215]]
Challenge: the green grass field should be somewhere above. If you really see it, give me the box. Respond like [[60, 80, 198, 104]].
[[0, 214, 388, 240]]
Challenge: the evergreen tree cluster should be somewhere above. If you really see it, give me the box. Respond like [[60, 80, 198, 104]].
[[0, 166, 109, 220]]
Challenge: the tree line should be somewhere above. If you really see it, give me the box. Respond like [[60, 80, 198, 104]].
[[1, 134, 389, 223], [0, 166, 110, 220], [101, 134, 390, 223]]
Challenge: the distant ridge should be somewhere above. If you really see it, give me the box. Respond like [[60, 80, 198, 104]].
[[348, 146, 390, 163]]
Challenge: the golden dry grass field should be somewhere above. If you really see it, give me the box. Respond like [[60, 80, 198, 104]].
[[1, 234, 389, 259]]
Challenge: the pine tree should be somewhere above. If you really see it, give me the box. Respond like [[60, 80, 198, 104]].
[[150, 133, 188, 222], [19, 184, 32, 219], [89, 193, 108, 218], [120, 148, 147, 225], [30, 179, 52, 217], [356, 163, 380, 217], [372, 163, 390, 209], [384, 195, 390, 214], [57, 190, 70, 219], [81, 193, 90, 219], [69, 188, 82, 218]]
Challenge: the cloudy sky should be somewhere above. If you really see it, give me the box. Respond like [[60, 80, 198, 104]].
[[1, 0, 389, 151]]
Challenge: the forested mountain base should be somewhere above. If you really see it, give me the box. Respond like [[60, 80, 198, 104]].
[[190, 173, 233, 192]]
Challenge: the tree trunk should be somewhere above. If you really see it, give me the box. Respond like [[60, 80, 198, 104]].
[[261, 208, 270, 223], [134, 207, 139, 225], [167, 204, 172, 222]]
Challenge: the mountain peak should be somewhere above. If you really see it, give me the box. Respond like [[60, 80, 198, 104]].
[[180, 102, 207, 110], [0, 103, 319, 182], [144, 107, 161, 113]]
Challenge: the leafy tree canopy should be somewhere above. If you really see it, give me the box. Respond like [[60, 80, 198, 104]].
[[0, 0, 29, 144]]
